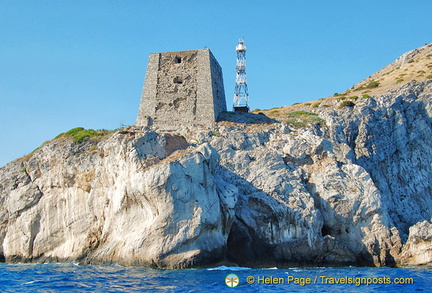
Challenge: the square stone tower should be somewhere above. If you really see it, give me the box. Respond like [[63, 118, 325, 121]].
[[136, 48, 226, 129]]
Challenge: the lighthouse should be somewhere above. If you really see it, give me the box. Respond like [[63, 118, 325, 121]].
[[233, 39, 250, 113]]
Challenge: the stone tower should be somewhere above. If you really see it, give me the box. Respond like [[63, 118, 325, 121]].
[[136, 48, 227, 129]]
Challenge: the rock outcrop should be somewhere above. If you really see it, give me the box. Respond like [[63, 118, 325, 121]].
[[1, 42, 432, 268], [1, 80, 431, 268]]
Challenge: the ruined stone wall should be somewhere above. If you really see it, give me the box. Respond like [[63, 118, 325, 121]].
[[136, 49, 226, 129]]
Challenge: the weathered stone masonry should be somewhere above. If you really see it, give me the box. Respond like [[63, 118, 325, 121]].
[[136, 49, 227, 129]]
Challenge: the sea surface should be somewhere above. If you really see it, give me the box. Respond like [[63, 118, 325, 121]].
[[0, 263, 431, 292]]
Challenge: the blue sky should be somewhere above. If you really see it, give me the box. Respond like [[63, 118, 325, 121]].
[[1, 0, 431, 167]]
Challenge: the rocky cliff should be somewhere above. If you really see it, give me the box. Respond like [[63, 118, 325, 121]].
[[1, 49, 432, 269]]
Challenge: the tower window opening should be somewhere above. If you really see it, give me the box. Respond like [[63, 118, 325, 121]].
[[174, 56, 182, 64], [173, 77, 183, 84]]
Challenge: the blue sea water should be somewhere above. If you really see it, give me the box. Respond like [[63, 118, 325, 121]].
[[0, 263, 431, 292]]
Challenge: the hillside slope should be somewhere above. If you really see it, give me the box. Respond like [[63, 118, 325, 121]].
[[349, 43, 432, 96], [256, 43, 432, 119]]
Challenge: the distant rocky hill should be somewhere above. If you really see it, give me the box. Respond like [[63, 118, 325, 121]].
[[349, 43, 432, 96], [0, 44, 431, 268], [254, 43, 432, 120]]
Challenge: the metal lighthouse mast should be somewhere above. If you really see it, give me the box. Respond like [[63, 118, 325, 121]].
[[233, 39, 249, 113]]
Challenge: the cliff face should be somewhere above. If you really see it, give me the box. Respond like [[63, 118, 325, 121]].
[[1, 80, 431, 268]]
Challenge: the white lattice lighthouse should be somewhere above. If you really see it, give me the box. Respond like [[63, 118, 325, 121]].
[[233, 39, 249, 113]]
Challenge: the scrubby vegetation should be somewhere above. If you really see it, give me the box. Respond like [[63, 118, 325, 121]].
[[284, 111, 326, 128], [339, 101, 356, 109], [336, 95, 357, 101], [20, 127, 118, 162], [366, 81, 380, 88], [59, 127, 113, 143], [356, 80, 380, 91]]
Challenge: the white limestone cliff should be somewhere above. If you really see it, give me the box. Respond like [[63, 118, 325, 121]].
[[0, 80, 431, 268]]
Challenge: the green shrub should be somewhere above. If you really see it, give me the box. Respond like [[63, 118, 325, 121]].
[[362, 94, 371, 99], [57, 127, 116, 143], [396, 78, 404, 84], [75, 130, 98, 143], [65, 127, 85, 136], [63, 127, 100, 143], [339, 101, 355, 109], [285, 111, 326, 128], [365, 81, 380, 89], [20, 128, 116, 161], [284, 119, 307, 128], [304, 103, 312, 106], [313, 102, 321, 108], [356, 80, 380, 91], [427, 75, 432, 79], [309, 116, 326, 126], [336, 96, 347, 101]]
